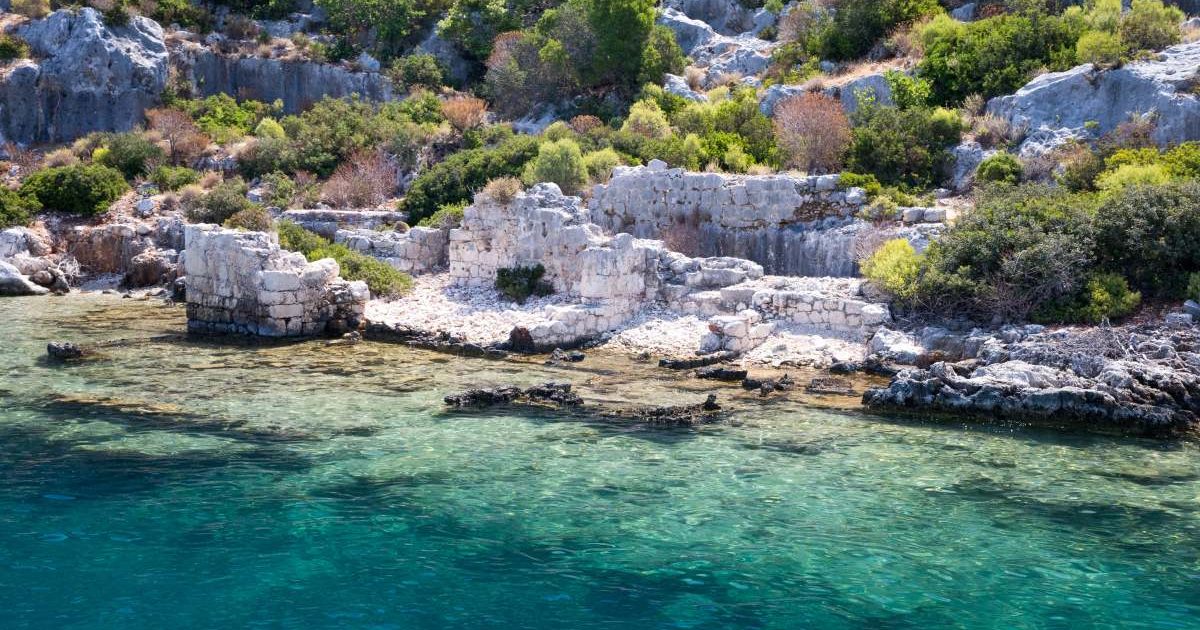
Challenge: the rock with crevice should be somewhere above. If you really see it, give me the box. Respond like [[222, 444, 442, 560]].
[[1, 9, 168, 144], [989, 42, 1200, 156]]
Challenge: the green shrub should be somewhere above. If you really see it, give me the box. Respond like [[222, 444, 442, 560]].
[[496, 264, 553, 303], [1075, 30, 1126, 66], [149, 0, 213, 31], [838, 172, 883, 198], [20, 164, 129, 216], [149, 165, 200, 191], [309, 243, 413, 297], [884, 70, 932, 110], [1034, 273, 1141, 324], [187, 178, 255, 224], [282, 96, 380, 177], [254, 118, 286, 139], [637, 24, 686, 86], [1092, 181, 1200, 297], [0, 187, 40, 229], [1119, 0, 1184, 53], [976, 152, 1023, 184], [260, 171, 297, 208], [861, 239, 922, 300], [98, 132, 165, 180], [437, 0, 516, 61], [918, 12, 1079, 105], [583, 148, 623, 183], [846, 102, 963, 187], [102, 2, 132, 27], [181, 93, 273, 144], [815, 0, 942, 61], [399, 134, 539, 224], [621, 99, 672, 139], [523, 139, 588, 194], [277, 219, 330, 255], [1163, 142, 1200, 178], [390, 53, 445, 89], [0, 34, 31, 62], [237, 137, 293, 179], [417, 202, 465, 229], [223, 206, 273, 232], [1187, 272, 1200, 303], [1095, 163, 1172, 193]]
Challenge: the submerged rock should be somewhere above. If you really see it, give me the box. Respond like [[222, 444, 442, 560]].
[[47, 342, 88, 361], [443, 383, 583, 408], [617, 394, 723, 427], [695, 365, 748, 381]]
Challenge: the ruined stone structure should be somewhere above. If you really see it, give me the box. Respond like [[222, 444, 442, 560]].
[[335, 227, 448, 275], [184, 225, 367, 336], [588, 164, 939, 276]]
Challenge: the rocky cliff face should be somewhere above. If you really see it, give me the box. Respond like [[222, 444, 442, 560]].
[[989, 42, 1200, 156], [170, 43, 394, 114], [0, 9, 168, 144]]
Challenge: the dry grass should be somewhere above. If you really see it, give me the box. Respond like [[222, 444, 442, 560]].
[[42, 148, 79, 168], [199, 171, 223, 190], [685, 66, 705, 91], [2, 142, 39, 178], [322, 151, 397, 208], [12, 0, 50, 19], [442, 96, 488, 133], [477, 177, 522, 206], [569, 115, 603, 135]]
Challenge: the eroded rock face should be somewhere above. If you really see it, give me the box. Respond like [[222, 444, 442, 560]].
[[171, 44, 393, 114], [1, 9, 168, 144], [989, 42, 1200, 156], [863, 324, 1200, 437], [184, 225, 368, 336], [665, 0, 754, 35]]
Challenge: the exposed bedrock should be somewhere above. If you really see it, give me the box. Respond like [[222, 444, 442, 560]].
[[0, 9, 168, 145], [989, 41, 1200, 157], [183, 225, 368, 336], [171, 45, 394, 114], [864, 324, 1200, 437], [588, 164, 940, 276]]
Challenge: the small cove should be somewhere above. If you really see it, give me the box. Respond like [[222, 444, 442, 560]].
[[0, 294, 1198, 629]]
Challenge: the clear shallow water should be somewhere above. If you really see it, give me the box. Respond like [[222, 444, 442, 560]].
[[1, 296, 1199, 629]]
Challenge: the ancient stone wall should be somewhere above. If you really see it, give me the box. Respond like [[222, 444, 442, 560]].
[[184, 225, 367, 336], [335, 227, 448, 275]]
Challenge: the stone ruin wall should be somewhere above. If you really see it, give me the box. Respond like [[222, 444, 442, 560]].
[[335, 227, 449, 275], [587, 164, 942, 277], [184, 225, 368, 337]]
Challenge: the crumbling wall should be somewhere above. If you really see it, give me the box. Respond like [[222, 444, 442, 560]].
[[336, 227, 448, 275], [184, 225, 367, 336]]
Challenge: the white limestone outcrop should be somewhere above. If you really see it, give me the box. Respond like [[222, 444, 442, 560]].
[[184, 225, 367, 336], [989, 42, 1200, 156]]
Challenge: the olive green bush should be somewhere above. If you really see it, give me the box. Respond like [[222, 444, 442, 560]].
[[0, 187, 40, 229], [496, 264, 553, 303], [20, 165, 129, 216]]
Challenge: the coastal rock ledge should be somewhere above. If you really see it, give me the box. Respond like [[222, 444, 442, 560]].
[[863, 325, 1200, 437], [184, 225, 367, 337]]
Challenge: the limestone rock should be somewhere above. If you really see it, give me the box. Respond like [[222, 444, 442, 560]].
[[664, 74, 708, 102], [950, 2, 977, 21], [665, 0, 753, 35], [415, 29, 473, 87], [658, 8, 720, 54], [0, 260, 49, 296], [1, 9, 168, 144], [989, 42, 1200, 156]]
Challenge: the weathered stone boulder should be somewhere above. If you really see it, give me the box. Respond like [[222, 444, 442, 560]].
[[692, 34, 775, 86], [184, 225, 368, 336], [989, 42, 1200, 156], [834, 73, 893, 114], [665, 0, 753, 35], [123, 248, 178, 288], [948, 140, 997, 192], [415, 29, 474, 87], [664, 74, 708, 102], [1, 8, 168, 144], [658, 8, 720, 54], [0, 260, 49, 296]]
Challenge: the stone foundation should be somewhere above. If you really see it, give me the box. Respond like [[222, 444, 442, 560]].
[[335, 227, 448, 275], [184, 225, 368, 337], [279, 209, 408, 239]]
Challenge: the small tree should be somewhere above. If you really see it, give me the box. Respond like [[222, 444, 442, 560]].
[[1119, 0, 1184, 53], [620, 99, 671, 140], [524, 139, 588, 195], [773, 92, 851, 174], [146, 108, 210, 166]]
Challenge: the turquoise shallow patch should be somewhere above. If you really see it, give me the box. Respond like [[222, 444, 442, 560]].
[[0, 294, 1198, 629]]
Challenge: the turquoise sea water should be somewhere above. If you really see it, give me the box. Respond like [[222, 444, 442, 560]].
[[1, 295, 1199, 629]]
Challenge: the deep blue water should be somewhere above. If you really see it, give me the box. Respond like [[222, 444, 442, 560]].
[[1, 295, 1199, 629]]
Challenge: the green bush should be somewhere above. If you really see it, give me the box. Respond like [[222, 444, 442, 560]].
[[1119, 0, 1184, 53], [1187, 272, 1200, 303], [437, 0, 516, 61], [918, 12, 1079, 105], [523, 139, 588, 194], [98, 133, 165, 180], [0, 34, 31, 61], [1034, 273, 1141, 324], [389, 53, 445, 89], [260, 171, 297, 208], [187, 178, 255, 224], [583, 148, 623, 183], [976, 152, 1023, 184], [860, 239, 922, 300], [277, 219, 330, 255], [180, 93, 273, 144], [254, 117, 286, 139], [223, 206, 273, 232], [282, 97, 379, 177], [846, 102, 963, 187], [621, 99, 672, 139], [884, 70, 932, 110], [0, 187, 40, 229], [416, 202, 465, 229], [1092, 182, 1200, 297], [149, 0, 213, 31], [237, 137, 293, 179], [1095, 163, 1172, 193], [149, 165, 200, 191], [496, 264, 553, 303], [309, 243, 413, 297], [20, 164, 129, 216], [637, 24, 686, 86], [399, 134, 539, 224], [815, 0, 941, 61], [1075, 30, 1126, 66]]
